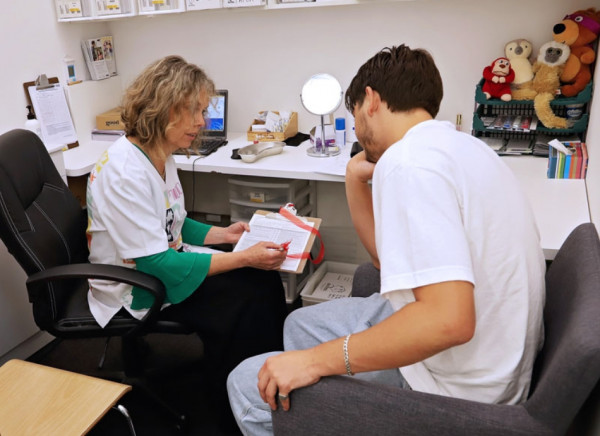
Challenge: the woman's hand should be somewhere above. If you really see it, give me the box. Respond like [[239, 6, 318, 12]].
[[242, 241, 288, 270], [221, 221, 250, 244], [205, 221, 250, 246]]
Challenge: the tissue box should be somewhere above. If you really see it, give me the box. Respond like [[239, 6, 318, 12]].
[[96, 107, 124, 130], [247, 111, 298, 142]]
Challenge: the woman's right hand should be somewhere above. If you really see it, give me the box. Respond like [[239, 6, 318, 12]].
[[243, 241, 288, 270]]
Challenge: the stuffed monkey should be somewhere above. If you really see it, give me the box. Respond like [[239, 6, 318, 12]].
[[482, 57, 515, 101], [531, 41, 571, 129]]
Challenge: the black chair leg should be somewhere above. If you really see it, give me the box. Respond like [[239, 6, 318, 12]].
[[120, 336, 188, 432]]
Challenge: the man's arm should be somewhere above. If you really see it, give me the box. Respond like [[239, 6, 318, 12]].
[[345, 152, 379, 267], [258, 280, 475, 411]]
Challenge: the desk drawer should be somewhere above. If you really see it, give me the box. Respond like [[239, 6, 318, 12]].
[[228, 177, 309, 205]]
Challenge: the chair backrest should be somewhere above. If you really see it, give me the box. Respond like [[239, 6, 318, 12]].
[[0, 129, 89, 326], [524, 223, 600, 434]]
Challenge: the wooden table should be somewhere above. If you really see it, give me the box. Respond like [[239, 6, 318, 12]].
[[0, 359, 131, 436]]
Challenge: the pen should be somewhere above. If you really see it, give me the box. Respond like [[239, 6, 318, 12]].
[[279, 240, 291, 251]]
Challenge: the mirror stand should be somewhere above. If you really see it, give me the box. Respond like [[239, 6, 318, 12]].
[[306, 114, 341, 157], [301, 73, 343, 158]]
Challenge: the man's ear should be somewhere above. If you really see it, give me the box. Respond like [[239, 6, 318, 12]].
[[364, 86, 380, 116]]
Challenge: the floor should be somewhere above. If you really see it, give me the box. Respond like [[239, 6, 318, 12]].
[[28, 333, 243, 436]]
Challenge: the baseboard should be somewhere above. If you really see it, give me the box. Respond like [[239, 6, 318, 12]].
[[0, 331, 54, 365]]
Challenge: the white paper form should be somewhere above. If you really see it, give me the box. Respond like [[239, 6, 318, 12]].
[[233, 214, 314, 273], [28, 84, 77, 147], [314, 151, 350, 177]]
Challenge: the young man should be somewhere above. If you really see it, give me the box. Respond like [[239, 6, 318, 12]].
[[227, 45, 545, 435]]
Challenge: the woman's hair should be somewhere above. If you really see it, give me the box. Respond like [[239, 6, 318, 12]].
[[345, 45, 443, 118], [121, 55, 215, 152]]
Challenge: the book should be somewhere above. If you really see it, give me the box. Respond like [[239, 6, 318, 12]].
[[233, 209, 322, 274], [81, 36, 117, 81]]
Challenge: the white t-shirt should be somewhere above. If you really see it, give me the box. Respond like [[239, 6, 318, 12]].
[[373, 120, 545, 405], [86, 136, 187, 327]]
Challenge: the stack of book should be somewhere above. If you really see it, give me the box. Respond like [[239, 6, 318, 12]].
[[81, 35, 117, 81], [547, 140, 588, 179]]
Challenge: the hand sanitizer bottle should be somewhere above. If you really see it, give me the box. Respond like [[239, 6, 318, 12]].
[[25, 105, 42, 138]]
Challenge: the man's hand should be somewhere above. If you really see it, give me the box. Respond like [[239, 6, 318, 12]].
[[346, 150, 375, 184], [257, 349, 322, 412]]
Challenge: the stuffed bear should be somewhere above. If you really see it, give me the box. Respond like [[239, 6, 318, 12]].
[[552, 8, 600, 97], [482, 57, 515, 101], [531, 41, 571, 129]]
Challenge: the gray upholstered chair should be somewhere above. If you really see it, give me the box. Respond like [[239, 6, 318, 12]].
[[272, 223, 600, 435]]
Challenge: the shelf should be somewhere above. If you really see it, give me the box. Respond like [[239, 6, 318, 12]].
[[55, 0, 137, 22], [137, 0, 185, 15], [472, 111, 589, 135], [266, 0, 412, 9], [56, 0, 412, 21], [474, 79, 593, 106]]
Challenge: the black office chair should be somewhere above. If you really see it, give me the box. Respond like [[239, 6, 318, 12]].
[[0, 129, 192, 431]]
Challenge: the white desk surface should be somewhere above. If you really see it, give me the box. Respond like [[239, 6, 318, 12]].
[[64, 133, 590, 259]]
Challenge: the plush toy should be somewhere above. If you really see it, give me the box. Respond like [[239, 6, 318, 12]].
[[505, 39, 534, 85], [504, 39, 536, 100], [482, 57, 515, 101], [552, 8, 600, 97], [531, 41, 571, 129]]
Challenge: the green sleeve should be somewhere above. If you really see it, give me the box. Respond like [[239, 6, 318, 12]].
[[131, 248, 212, 310], [182, 217, 212, 246]]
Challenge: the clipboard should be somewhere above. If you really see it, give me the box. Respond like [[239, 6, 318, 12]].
[[233, 209, 322, 274], [23, 75, 79, 149], [254, 210, 322, 274]]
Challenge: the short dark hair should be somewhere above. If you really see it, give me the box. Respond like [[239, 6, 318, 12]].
[[345, 45, 443, 118]]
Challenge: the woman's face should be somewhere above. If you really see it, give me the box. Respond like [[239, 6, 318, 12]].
[[165, 92, 209, 153]]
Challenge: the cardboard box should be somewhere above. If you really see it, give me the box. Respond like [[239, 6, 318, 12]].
[[96, 107, 124, 131], [247, 111, 298, 142]]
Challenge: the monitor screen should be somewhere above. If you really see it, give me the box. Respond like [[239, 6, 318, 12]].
[[203, 90, 227, 135]]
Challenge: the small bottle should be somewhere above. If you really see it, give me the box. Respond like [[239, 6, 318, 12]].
[[335, 117, 346, 147], [346, 110, 357, 143], [25, 105, 42, 138]]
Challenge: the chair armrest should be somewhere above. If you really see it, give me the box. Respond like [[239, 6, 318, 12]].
[[26, 263, 166, 336], [272, 376, 546, 436]]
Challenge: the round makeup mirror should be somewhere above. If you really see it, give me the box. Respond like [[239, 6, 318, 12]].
[[300, 73, 343, 157]]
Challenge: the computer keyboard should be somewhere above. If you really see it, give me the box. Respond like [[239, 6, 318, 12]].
[[198, 139, 228, 156]]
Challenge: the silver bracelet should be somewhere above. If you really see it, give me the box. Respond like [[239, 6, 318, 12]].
[[343, 334, 354, 376]]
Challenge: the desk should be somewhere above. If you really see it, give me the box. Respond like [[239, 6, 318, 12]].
[[0, 359, 131, 435], [64, 133, 590, 259]]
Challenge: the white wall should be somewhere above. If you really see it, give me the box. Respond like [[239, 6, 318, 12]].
[[0, 1, 599, 430], [1, 0, 595, 135]]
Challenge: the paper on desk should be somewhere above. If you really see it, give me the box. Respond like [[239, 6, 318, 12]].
[[28, 84, 77, 147], [233, 214, 314, 272], [314, 151, 350, 177]]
